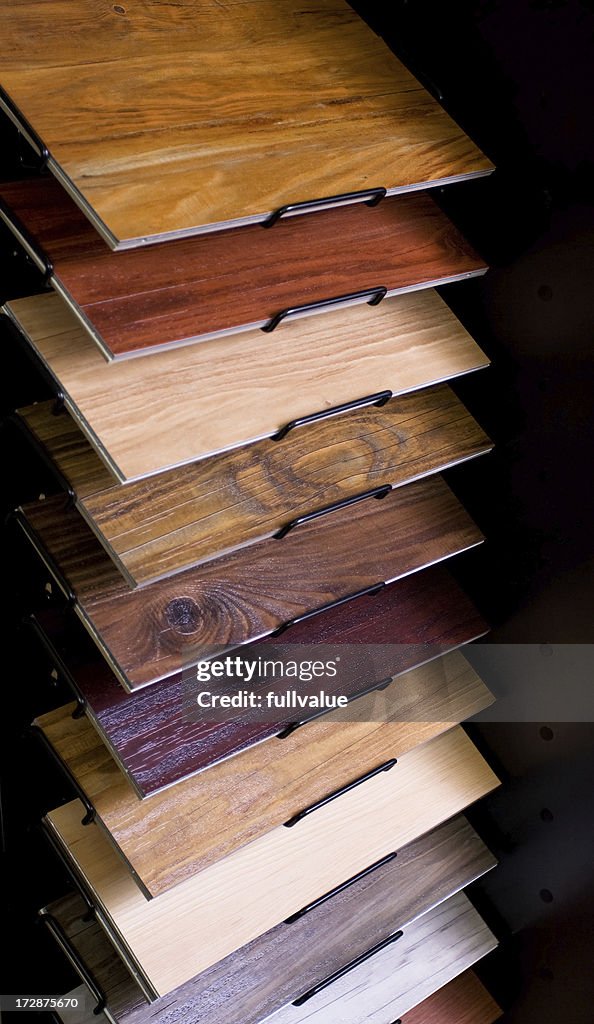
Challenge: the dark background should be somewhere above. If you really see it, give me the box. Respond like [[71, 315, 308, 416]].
[[1, 1, 594, 1020]]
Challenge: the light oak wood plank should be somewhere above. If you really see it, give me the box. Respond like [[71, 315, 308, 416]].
[[0, 1, 492, 246], [401, 970, 501, 1024], [18, 383, 492, 585], [30, 566, 488, 795], [45, 727, 499, 995], [42, 818, 496, 1024], [18, 476, 483, 690], [4, 290, 489, 480], [0, 181, 486, 358], [260, 892, 497, 1024], [35, 649, 494, 895]]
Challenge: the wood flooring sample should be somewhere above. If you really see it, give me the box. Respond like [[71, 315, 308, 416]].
[[41, 818, 496, 1024], [30, 565, 489, 795], [19, 383, 492, 585], [3, 289, 489, 478], [401, 970, 501, 1024], [0, 182, 486, 358], [44, 727, 499, 995], [0, 1, 492, 246], [35, 649, 494, 895], [261, 892, 497, 1024], [18, 476, 483, 689]]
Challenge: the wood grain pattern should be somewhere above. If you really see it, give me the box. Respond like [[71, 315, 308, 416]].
[[20, 384, 492, 585], [0, 0, 492, 246], [35, 650, 494, 895], [0, 180, 487, 358], [31, 565, 489, 795], [19, 475, 484, 689], [401, 970, 501, 1024], [42, 817, 496, 1024], [4, 290, 490, 480], [45, 726, 499, 995], [261, 892, 497, 1024]]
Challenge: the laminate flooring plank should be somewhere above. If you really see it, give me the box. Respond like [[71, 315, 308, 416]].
[[260, 892, 497, 1024], [401, 970, 501, 1024], [18, 475, 484, 689], [19, 384, 492, 585], [30, 565, 489, 795], [0, 1, 493, 246], [42, 818, 496, 1024], [3, 290, 490, 479], [44, 726, 499, 995], [0, 182, 487, 359], [35, 649, 494, 895]]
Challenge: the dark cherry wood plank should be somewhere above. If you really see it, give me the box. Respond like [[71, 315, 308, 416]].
[[18, 477, 483, 689], [0, 177, 486, 358], [401, 971, 501, 1024], [41, 817, 496, 1024], [30, 564, 489, 796]]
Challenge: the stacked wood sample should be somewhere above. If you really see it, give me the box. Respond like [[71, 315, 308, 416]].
[[0, 0, 492, 246]]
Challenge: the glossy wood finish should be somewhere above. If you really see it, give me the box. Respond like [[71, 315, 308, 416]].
[[262, 892, 497, 1024], [31, 565, 489, 795], [19, 476, 483, 689], [20, 384, 492, 586], [45, 727, 499, 995], [4, 290, 490, 480], [42, 817, 496, 1024], [35, 650, 494, 895], [0, 181, 487, 359], [401, 971, 501, 1024], [0, 1, 492, 247]]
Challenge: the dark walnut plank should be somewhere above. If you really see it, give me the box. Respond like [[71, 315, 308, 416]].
[[401, 970, 501, 1024], [4, 290, 490, 482], [41, 817, 496, 1024], [18, 476, 483, 689], [0, 179, 486, 358], [44, 730, 499, 994], [35, 652, 494, 894], [30, 565, 489, 796], [0, 0, 492, 247], [19, 384, 492, 586]]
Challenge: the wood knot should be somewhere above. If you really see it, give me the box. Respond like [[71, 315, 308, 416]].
[[165, 597, 201, 634], [112, 4, 126, 14]]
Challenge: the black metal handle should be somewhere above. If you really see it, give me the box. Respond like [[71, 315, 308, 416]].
[[263, 186, 387, 228], [284, 759, 397, 828], [0, 86, 50, 168], [283, 851, 397, 923], [276, 676, 393, 739], [272, 581, 385, 637], [12, 508, 76, 604], [26, 614, 86, 718], [0, 196, 53, 281], [41, 818, 96, 918], [31, 725, 95, 826], [274, 484, 391, 540], [272, 390, 392, 443], [9, 412, 75, 506], [39, 911, 106, 1014], [292, 929, 404, 1005], [262, 286, 388, 334]]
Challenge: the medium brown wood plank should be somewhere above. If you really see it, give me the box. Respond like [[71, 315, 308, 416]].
[[4, 290, 489, 480], [18, 476, 483, 689], [401, 970, 501, 1024], [44, 727, 500, 995], [35, 650, 494, 895], [0, 1, 492, 246], [30, 565, 489, 795], [41, 818, 496, 1024], [19, 383, 492, 585], [0, 181, 486, 358]]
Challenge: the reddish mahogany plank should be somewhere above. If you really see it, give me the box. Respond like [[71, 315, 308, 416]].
[[0, 177, 487, 359], [29, 565, 488, 796], [401, 970, 501, 1024]]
